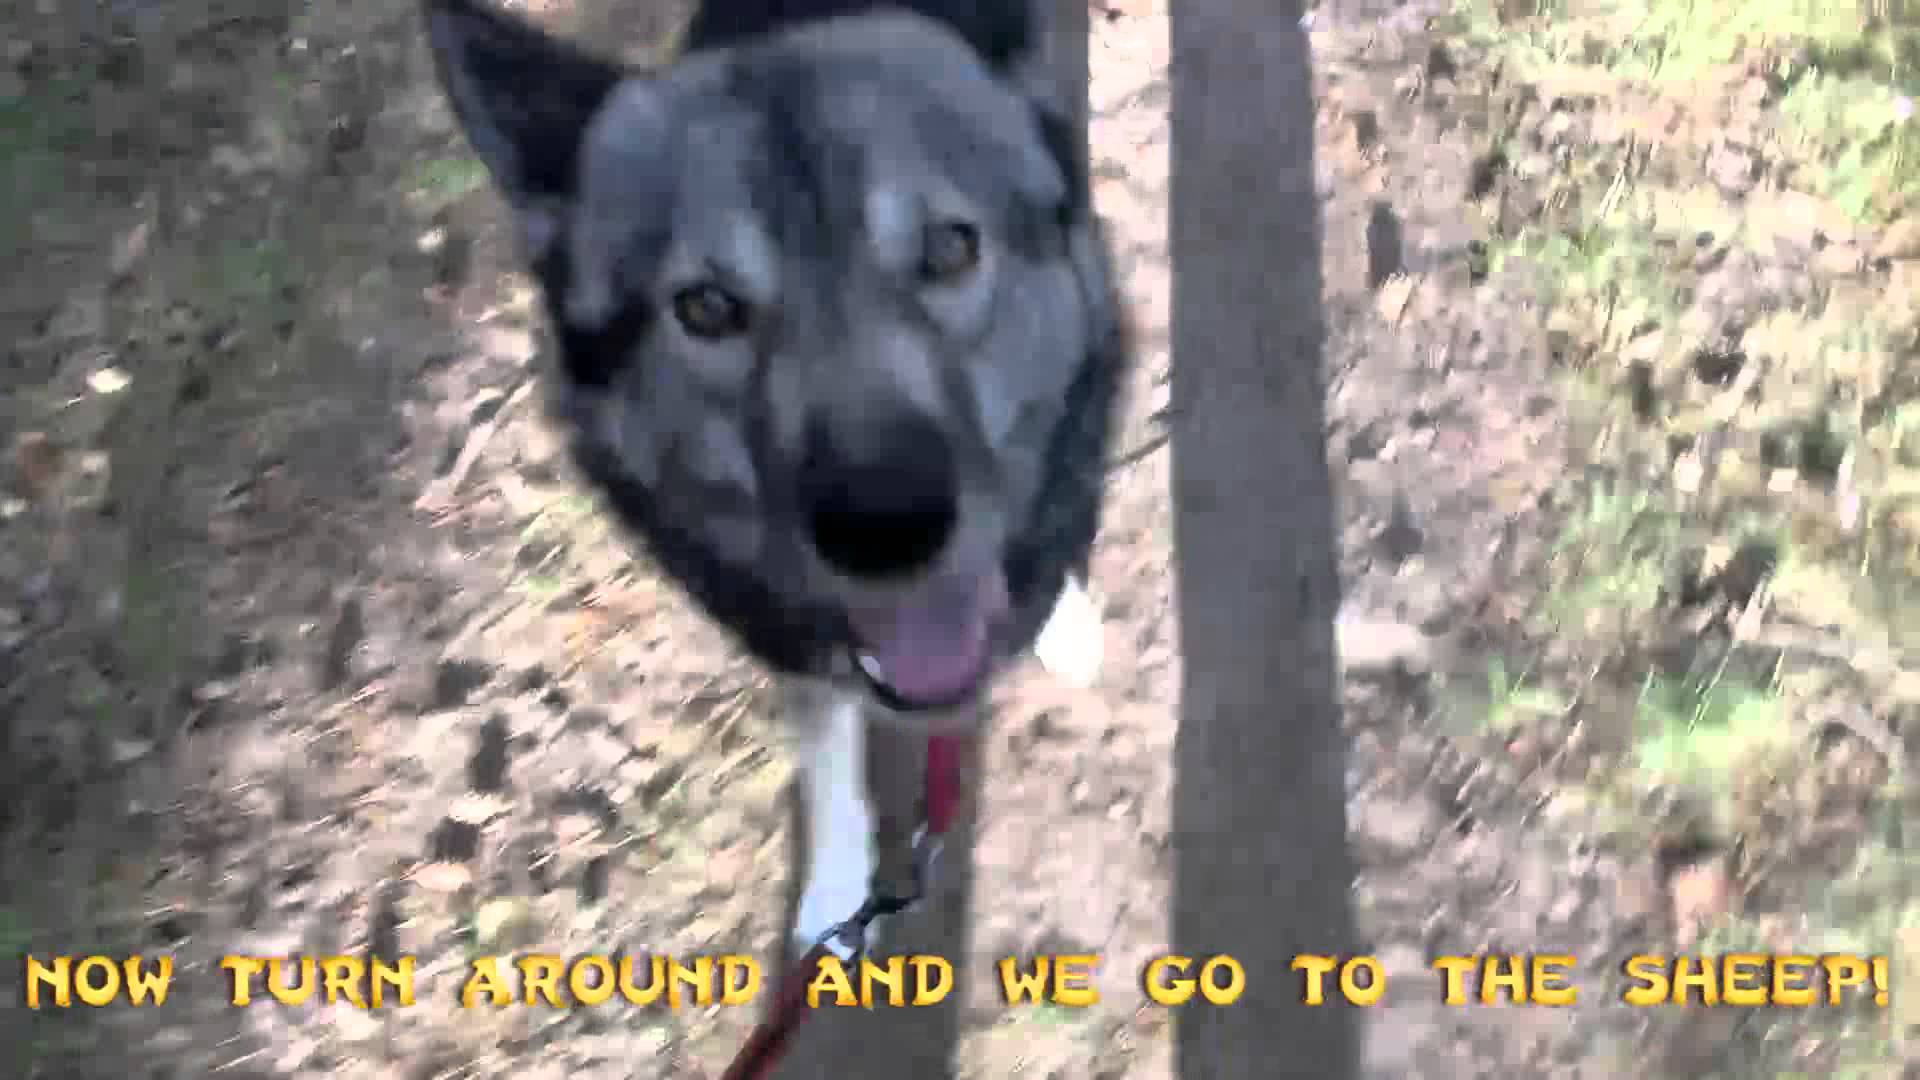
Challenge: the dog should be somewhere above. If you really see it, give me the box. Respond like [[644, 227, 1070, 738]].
[[421, 0, 1126, 960]]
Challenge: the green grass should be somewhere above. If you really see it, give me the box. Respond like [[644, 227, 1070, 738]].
[[1457, 0, 1920, 220], [192, 241, 293, 309], [1542, 485, 1683, 634], [1490, 225, 1676, 321], [511, 572, 570, 601], [519, 492, 600, 538], [0, 78, 94, 253], [1483, 656, 1571, 734], [508, 493, 614, 601], [1461, 25, 1918, 1059], [1631, 671, 1788, 796], [409, 156, 489, 206], [1778, 67, 1920, 222], [1465, 0, 1919, 80], [0, 905, 29, 955], [0, 98, 62, 207], [1009, 1001, 1085, 1028]]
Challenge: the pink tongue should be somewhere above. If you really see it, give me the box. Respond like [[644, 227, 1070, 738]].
[[849, 570, 1007, 705]]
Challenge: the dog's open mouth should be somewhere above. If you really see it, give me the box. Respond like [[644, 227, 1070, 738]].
[[846, 568, 1009, 711]]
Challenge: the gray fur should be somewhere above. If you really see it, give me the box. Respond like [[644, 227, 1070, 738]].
[[422, 0, 1126, 712]]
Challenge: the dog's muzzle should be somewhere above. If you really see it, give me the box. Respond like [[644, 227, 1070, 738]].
[[845, 566, 1010, 711], [801, 405, 1010, 710]]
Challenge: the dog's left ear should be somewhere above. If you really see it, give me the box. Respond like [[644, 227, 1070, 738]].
[[991, 5, 1089, 221], [1024, 96, 1088, 220], [421, 0, 625, 229]]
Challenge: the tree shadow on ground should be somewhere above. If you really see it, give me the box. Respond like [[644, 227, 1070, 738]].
[[0, 2, 503, 1074]]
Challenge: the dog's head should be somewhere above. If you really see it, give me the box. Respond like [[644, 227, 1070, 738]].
[[423, 0, 1117, 711]]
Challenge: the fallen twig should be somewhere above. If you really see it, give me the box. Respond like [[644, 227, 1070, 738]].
[[415, 381, 533, 514]]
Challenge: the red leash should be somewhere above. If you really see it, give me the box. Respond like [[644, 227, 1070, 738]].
[[922, 734, 962, 835], [720, 733, 965, 1080]]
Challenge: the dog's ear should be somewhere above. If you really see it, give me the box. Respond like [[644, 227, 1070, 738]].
[[422, 0, 625, 227], [985, 2, 1089, 221], [1025, 97, 1088, 220]]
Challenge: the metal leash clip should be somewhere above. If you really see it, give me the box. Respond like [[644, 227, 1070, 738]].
[[817, 838, 944, 969], [816, 910, 873, 966], [911, 824, 944, 895]]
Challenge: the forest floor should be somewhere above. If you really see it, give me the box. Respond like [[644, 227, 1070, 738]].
[[1, 0, 1915, 1076]]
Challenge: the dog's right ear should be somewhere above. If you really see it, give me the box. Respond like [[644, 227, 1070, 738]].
[[422, 0, 624, 242]]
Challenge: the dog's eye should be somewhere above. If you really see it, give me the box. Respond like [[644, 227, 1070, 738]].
[[672, 283, 749, 339], [919, 222, 980, 283]]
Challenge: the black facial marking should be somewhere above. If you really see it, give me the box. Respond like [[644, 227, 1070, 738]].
[[1029, 103, 1088, 220], [533, 237, 657, 389], [1003, 185, 1071, 262], [1002, 318, 1126, 651], [570, 431, 849, 674], [724, 59, 845, 258]]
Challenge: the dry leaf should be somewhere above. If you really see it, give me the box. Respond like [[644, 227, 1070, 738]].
[[1890, 670, 1920, 705], [1672, 452, 1704, 494], [554, 813, 601, 845], [109, 219, 152, 280], [410, 861, 473, 893], [109, 738, 154, 764], [86, 366, 130, 395], [328, 1002, 383, 1041], [447, 792, 512, 825], [1668, 862, 1734, 947], [473, 898, 531, 948], [12, 432, 60, 501], [1874, 215, 1920, 261], [1373, 272, 1417, 325]]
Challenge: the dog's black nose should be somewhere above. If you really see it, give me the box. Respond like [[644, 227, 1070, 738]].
[[800, 409, 958, 580]]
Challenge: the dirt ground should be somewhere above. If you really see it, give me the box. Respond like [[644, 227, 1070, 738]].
[[3, 0, 1916, 1077]]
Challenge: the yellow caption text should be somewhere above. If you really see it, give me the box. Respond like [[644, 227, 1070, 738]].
[[19, 952, 1891, 1009]]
